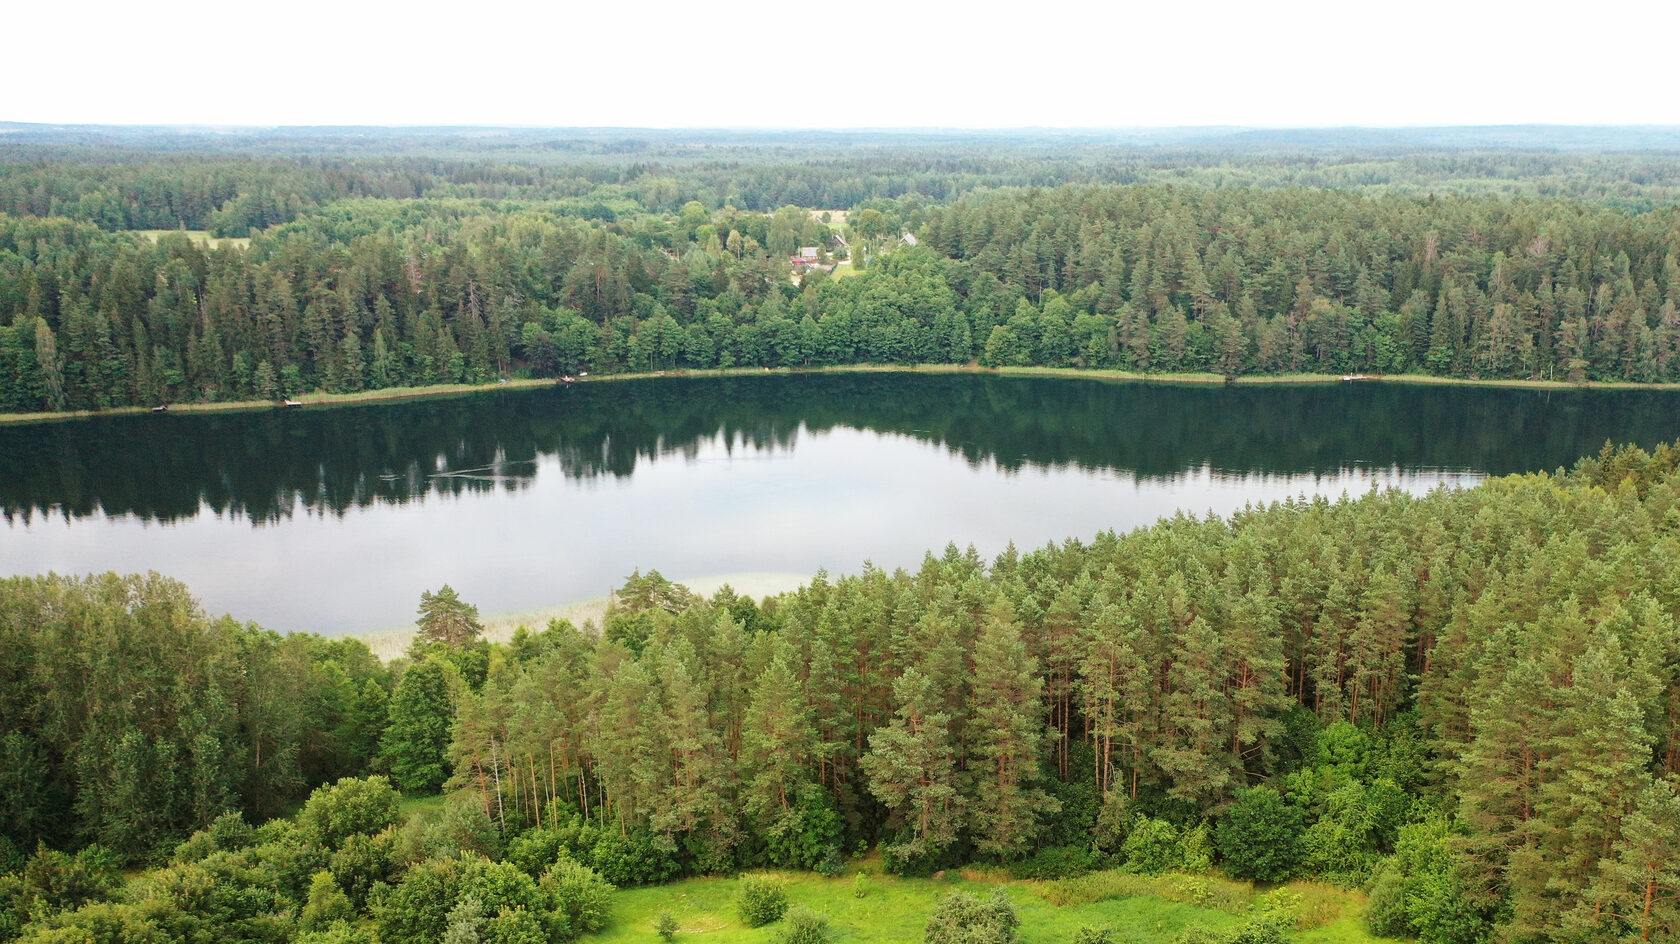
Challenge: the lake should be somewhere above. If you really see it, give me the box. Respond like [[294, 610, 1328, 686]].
[[4, 373, 1679, 634]]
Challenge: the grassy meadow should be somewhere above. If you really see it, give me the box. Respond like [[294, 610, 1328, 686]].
[[587, 862, 1381, 944]]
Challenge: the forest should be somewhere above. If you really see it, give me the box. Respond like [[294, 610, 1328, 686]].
[[7, 128, 1680, 944], [9, 128, 1680, 413], [5, 440, 1680, 943]]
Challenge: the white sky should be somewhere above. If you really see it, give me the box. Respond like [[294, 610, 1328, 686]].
[[9, 0, 1679, 128]]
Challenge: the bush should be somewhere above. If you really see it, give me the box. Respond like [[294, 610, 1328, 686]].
[[175, 811, 257, 863], [777, 907, 835, 944], [1176, 825, 1214, 874], [590, 829, 680, 887], [924, 888, 1018, 944], [296, 921, 377, 944], [656, 911, 679, 941], [1215, 788, 1303, 882], [1009, 844, 1098, 880], [736, 875, 789, 927], [761, 787, 844, 871], [543, 857, 615, 936], [299, 776, 402, 850], [432, 794, 505, 861], [329, 829, 397, 907], [300, 870, 356, 930], [1122, 817, 1180, 875], [21, 845, 121, 913], [851, 872, 872, 899], [1072, 928, 1114, 944], [486, 905, 547, 944]]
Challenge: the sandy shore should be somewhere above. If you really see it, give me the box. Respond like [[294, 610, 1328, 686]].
[[353, 570, 814, 661]]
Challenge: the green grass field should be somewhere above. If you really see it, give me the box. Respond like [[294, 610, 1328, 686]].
[[586, 864, 1381, 944]]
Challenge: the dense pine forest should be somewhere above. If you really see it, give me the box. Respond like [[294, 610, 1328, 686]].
[[6, 441, 1680, 943], [10, 128, 1680, 413]]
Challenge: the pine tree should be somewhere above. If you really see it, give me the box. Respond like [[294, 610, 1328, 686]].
[[741, 648, 818, 827], [861, 667, 961, 865], [966, 602, 1059, 860]]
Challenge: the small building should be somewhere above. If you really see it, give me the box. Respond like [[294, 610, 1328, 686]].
[[899, 232, 919, 247]]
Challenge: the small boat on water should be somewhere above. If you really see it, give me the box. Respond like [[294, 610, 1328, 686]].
[[151, 405, 168, 413], [283, 399, 303, 408], [560, 375, 576, 384]]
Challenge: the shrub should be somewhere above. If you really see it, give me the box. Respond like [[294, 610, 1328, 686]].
[[1215, 788, 1303, 882], [656, 911, 679, 941], [1008, 844, 1098, 880], [296, 921, 377, 944], [1122, 817, 1181, 875], [851, 872, 872, 899], [175, 811, 257, 863], [1176, 824, 1214, 874], [543, 857, 615, 936], [328, 828, 397, 907], [736, 875, 789, 927], [486, 905, 547, 944], [777, 907, 835, 944], [924, 888, 1018, 944], [299, 776, 402, 850], [590, 829, 680, 887], [300, 870, 356, 930], [1072, 928, 1114, 944]]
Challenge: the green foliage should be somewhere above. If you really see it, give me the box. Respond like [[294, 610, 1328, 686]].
[[775, 906, 835, 944], [542, 857, 615, 938], [382, 658, 456, 793], [295, 921, 376, 944], [735, 875, 790, 927], [1122, 817, 1181, 875], [20, 845, 120, 914], [173, 812, 256, 863], [1007, 844, 1100, 881], [299, 870, 355, 931], [1071, 928, 1113, 944], [588, 829, 679, 888], [324, 830, 392, 909], [1215, 789, 1302, 882], [1176, 825, 1214, 875], [923, 888, 1019, 944], [298, 776, 401, 849], [484, 905, 546, 944], [372, 857, 463, 944], [1363, 817, 1492, 944], [655, 911, 678, 941], [415, 585, 485, 649]]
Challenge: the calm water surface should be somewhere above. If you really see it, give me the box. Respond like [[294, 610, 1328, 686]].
[[4, 374, 1679, 633]]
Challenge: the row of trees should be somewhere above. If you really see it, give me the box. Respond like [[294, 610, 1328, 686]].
[[9, 176, 1680, 412]]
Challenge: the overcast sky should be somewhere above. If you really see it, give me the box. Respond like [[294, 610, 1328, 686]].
[[10, 0, 1679, 128]]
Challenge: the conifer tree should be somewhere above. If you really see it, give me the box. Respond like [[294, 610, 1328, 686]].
[[861, 668, 960, 865], [967, 603, 1059, 859]]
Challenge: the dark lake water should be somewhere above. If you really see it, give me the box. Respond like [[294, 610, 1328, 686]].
[[5, 374, 1680, 634]]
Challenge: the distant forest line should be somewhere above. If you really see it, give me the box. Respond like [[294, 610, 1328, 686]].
[[5, 129, 1680, 412]]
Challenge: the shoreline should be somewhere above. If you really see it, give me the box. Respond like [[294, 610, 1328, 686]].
[[3, 365, 1673, 427]]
